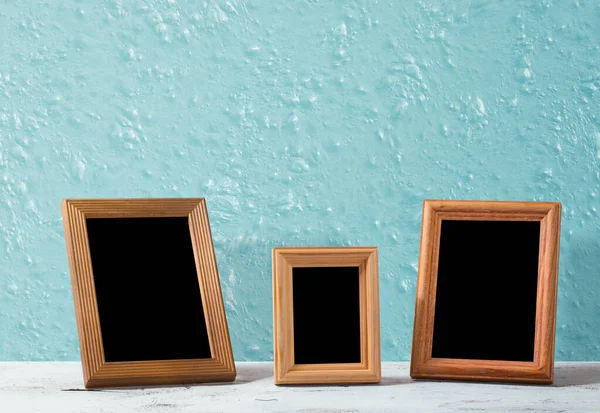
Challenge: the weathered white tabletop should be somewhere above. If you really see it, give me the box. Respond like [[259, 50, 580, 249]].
[[1, 362, 598, 412]]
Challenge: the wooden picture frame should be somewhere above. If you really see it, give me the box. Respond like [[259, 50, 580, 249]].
[[272, 247, 381, 385], [410, 200, 561, 384], [62, 198, 235, 388]]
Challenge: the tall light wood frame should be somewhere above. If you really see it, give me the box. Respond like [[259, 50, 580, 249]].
[[410, 200, 561, 384], [272, 247, 381, 385], [62, 198, 235, 388]]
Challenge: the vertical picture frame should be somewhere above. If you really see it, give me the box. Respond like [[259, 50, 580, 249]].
[[410, 200, 561, 384], [62, 198, 236, 388], [272, 247, 381, 385]]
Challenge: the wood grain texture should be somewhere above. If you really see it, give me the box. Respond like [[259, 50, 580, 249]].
[[272, 247, 381, 385], [61, 198, 235, 388], [410, 200, 562, 384]]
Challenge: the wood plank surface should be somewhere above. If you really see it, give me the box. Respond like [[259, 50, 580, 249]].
[[0, 362, 598, 413]]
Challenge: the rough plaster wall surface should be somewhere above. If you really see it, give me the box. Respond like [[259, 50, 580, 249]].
[[0, 1, 599, 361]]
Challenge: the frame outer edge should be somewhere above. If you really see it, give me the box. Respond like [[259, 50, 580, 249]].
[[61, 199, 94, 386], [371, 247, 382, 381], [548, 202, 562, 383], [272, 248, 279, 383], [198, 199, 236, 378], [410, 200, 435, 376], [272, 248, 288, 384]]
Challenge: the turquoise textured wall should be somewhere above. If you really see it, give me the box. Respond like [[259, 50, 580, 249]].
[[1, 1, 599, 361]]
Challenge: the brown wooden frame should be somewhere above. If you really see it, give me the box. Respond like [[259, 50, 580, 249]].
[[272, 247, 381, 385], [62, 198, 235, 388], [410, 200, 561, 384]]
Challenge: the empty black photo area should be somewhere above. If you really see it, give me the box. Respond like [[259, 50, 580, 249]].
[[292, 266, 361, 364], [86, 217, 211, 362], [432, 220, 540, 362]]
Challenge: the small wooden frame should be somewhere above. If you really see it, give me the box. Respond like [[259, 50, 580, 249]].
[[410, 200, 561, 384], [62, 198, 235, 388], [272, 247, 381, 385]]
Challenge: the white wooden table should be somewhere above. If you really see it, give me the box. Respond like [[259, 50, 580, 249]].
[[1, 362, 598, 412]]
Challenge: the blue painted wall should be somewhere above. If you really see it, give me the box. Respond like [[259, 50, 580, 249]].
[[1, 1, 599, 361]]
